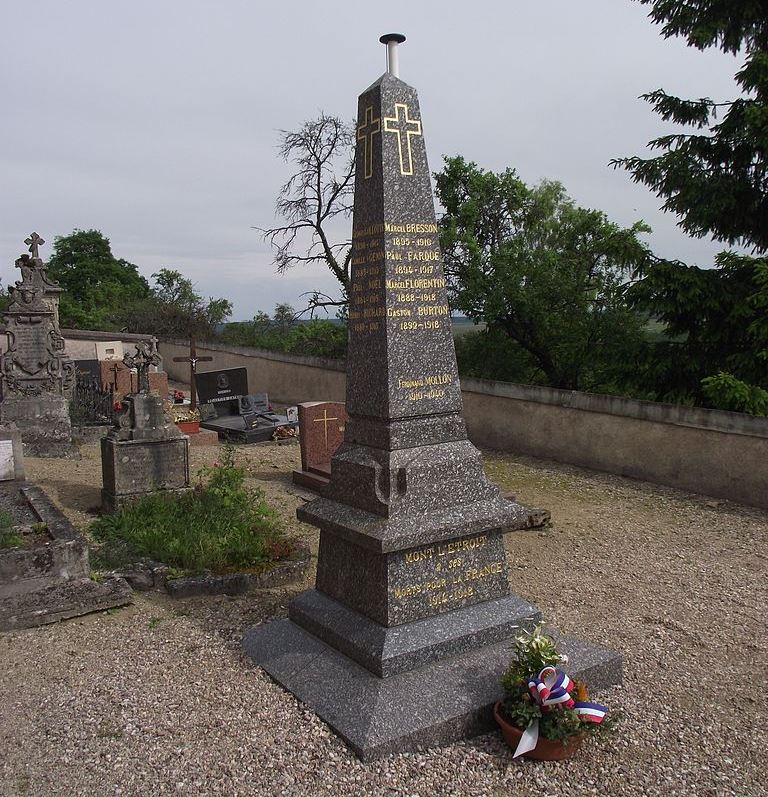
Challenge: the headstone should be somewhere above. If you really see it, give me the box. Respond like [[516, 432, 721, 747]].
[[292, 401, 348, 490], [243, 37, 621, 760], [74, 359, 101, 381], [95, 341, 124, 361], [101, 360, 133, 398], [0, 427, 24, 481], [0, 234, 75, 457], [101, 342, 190, 512], [196, 367, 249, 407]]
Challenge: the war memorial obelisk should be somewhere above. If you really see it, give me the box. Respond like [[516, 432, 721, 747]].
[[244, 35, 621, 760]]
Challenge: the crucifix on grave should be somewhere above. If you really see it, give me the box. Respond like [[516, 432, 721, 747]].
[[171, 338, 213, 411], [108, 361, 123, 390], [123, 341, 161, 394]]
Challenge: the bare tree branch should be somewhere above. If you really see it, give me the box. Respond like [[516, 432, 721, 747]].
[[256, 114, 355, 302]]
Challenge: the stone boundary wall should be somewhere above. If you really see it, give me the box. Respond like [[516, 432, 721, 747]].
[[157, 339, 768, 510]]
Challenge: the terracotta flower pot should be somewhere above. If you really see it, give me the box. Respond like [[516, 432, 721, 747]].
[[493, 702, 582, 761], [176, 420, 200, 434]]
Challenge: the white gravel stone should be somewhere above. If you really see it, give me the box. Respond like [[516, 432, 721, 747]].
[[0, 442, 765, 796]]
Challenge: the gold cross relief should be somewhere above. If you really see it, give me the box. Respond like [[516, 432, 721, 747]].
[[357, 106, 381, 180], [313, 408, 339, 450], [383, 103, 422, 176]]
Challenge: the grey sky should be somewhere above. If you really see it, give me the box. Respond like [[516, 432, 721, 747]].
[[1, 1, 742, 320]]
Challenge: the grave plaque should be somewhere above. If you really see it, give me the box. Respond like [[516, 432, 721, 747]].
[[243, 36, 621, 760], [196, 367, 249, 405]]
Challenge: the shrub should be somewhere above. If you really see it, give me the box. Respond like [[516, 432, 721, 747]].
[[91, 446, 286, 574]]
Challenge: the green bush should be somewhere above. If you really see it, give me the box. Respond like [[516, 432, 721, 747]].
[[91, 447, 286, 574]]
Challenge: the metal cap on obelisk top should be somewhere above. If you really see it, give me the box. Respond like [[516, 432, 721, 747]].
[[379, 33, 406, 77]]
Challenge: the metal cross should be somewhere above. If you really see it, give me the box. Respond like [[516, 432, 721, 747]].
[[313, 408, 339, 450], [383, 103, 422, 176], [172, 337, 213, 410], [108, 361, 124, 392], [24, 232, 45, 261], [123, 341, 161, 394], [357, 106, 381, 180]]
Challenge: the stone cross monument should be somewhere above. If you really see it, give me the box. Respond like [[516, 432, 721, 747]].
[[101, 342, 190, 512], [244, 36, 621, 760], [0, 234, 74, 456]]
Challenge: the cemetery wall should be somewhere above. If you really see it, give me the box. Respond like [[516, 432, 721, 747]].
[[158, 339, 768, 509]]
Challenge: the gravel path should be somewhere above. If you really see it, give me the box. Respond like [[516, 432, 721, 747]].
[[1, 440, 766, 797]]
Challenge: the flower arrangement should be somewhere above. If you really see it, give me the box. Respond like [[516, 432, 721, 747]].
[[172, 389, 186, 404], [495, 625, 612, 759]]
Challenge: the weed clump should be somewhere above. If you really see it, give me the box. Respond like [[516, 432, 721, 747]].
[[91, 446, 286, 574]]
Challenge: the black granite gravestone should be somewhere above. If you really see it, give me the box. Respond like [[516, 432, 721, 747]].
[[243, 37, 621, 760], [197, 369, 296, 443]]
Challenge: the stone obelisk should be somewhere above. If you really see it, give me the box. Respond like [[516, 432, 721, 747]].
[[244, 36, 621, 760]]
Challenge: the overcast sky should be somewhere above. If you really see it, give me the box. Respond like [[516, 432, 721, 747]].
[[1, 1, 742, 320]]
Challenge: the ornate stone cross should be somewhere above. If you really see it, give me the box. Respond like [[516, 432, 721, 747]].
[[123, 341, 161, 394], [24, 232, 45, 261], [172, 337, 213, 410], [383, 102, 422, 176]]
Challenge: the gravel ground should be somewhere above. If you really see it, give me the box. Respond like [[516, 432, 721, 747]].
[[1, 439, 766, 797]]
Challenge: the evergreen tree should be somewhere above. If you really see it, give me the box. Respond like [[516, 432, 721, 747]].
[[613, 0, 768, 413]]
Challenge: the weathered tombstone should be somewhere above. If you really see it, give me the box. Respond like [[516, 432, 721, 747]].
[[0, 234, 75, 457], [243, 37, 621, 760], [101, 342, 190, 512], [292, 401, 348, 489], [0, 426, 24, 481], [94, 341, 124, 361]]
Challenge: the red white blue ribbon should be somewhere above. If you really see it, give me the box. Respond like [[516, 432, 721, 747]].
[[513, 666, 608, 757]]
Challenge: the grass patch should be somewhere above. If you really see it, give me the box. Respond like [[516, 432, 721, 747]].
[[91, 445, 286, 574]]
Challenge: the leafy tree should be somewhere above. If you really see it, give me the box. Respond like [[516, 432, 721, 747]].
[[613, 0, 768, 410], [221, 303, 346, 359], [259, 114, 355, 315], [614, 0, 768, 250], [435, 156, 651, 392], [121, 268, 232, 339], [45, 229, 150, 330]]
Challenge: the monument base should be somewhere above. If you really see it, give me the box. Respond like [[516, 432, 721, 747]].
[[243, 613, 622, 761], [0, 396, 75, 458]]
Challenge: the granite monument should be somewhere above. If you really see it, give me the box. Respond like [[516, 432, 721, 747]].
[[243, 36, 621, 760]]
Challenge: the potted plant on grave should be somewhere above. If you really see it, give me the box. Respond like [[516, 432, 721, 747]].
[[494, 625, 612, 761], [168, 404, 201, 434]]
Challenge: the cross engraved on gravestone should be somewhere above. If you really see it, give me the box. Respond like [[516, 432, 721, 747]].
[[313, 408, 339, 450], [123, 341, 160, 394], [357, 106, 381, 180], [24, 232, 44, 260], [382, 102, 422, 175]]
